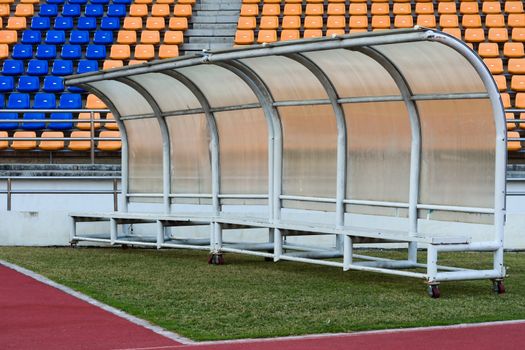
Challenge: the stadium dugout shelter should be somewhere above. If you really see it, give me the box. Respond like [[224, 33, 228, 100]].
[[66, 28, 507, 298]]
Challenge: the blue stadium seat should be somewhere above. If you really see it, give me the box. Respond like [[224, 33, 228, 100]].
[[69, 30, 90, 45], [113, 0, 132, 4], [77, 17, 97, 30], [91, 0, 109, 4], [107, 4, 126, 17], [50, 94, 82, 130], [54, 17, 73, 30], [62, 4, 81, 17], [27, 60, 49, 76], [0, 77, 14, 92], [23, 93, 56, 130], [45, 30, 66, 45], [85, 45, 106, 60], [21, 30, 42, 45], [52, 60, 73, 75], [12, 44, 33, 60], [69, 0, 87, 4], [31, 17, 50, 30], [93, 31, 113, 45], [61, 45, 82, 60], [43, 76, 64, 92], [36, 45, 57, 60], [17, 76, 40, 93], [77, 60, 99, 74], [2, 60, 24, 76], [85, 4, 103, 17], [1, 94, 30, 130], [39, 4, 58, 17], [100, 17, 120, 30], [47, 0, 65, 4]]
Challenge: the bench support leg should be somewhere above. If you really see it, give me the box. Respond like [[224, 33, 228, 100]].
[[343, 235, 352, 271]]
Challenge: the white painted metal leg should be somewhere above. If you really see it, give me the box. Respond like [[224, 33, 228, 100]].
[[343, 235, 352, 271], [110, 218, 117, 245], [427, 245, 438, 283], [156, 220, 164, 250], [209, 223, 215, 253], [69, 216, 76, 243], [215, 222, 222, 252], [408, 242, 417, 263], [273, 228, 282, 262]]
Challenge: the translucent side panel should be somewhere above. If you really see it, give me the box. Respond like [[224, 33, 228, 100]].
[[166, 113, 211, 195], [215, 108, 268, 195], [241, 56, 328, 101], [128, 73, 201, 113], [280, 105, 337, 199], [418, 99, 495, 208], [124, 118, 163, 196], [176, 65, 258, 108], [345, 102, 411, 203], [373, 42, 485, 94], [303, 49, 401, 98], [89, 81, 154, 117]]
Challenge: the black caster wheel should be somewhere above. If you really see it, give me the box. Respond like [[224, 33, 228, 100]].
[[492, 280, 505, 294], [427, 284, 441, 299], [208, 254, 224, 265], [70, 241, 77, 248]]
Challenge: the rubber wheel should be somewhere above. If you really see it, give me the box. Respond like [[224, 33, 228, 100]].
[[208, 254, 224, 265], [493, 280, 506, 294], [427, 285, 441, 299]]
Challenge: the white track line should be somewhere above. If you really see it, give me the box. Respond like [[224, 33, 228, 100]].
[[0, 259, 194, 345]]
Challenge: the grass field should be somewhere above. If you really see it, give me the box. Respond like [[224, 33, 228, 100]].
[[0, 247, 524, 341]]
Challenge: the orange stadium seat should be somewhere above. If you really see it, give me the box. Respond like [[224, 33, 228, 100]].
[[0, 131, 7, 150], [14, 4, 33, 17], [438, 2, 456, 14], [11, 131, 36, 150], [169, 17, 188, 30], [442, 28, 461, 39], [493, 75, 507, 91], [306, 3, 324, 15], [505, 1, 524, 14], [0, 30, 17, 44], [505, 43, 525, 58], [393, 3, 411, 15], [257, 30, 277, 43], [146, 17, 165, 30], [86, 94, 107, 109], [501, 93, 511, 108], [464, 28, 485, 43], [104, 113, 119, 130], [507, 131, 522, 151], [173, 4, 192, 17], [123, 17, 142, 30], [372, 15, 390, 30], [515, 93, 525, 108], [262, 4, 280, 16], [327, 3, 346, 15], [103, 60, 124, 70], [117, 30, 137, 44], [38, 131, 65, 151], [0, 4, 9, 16], [281, 29, 300, 41], [460, 2, 479, 15], [304, 16, 323, 29], [260, 16, 279, 30], [0, 44, 8, 59], [235, 30, 254, 45], [349, 16, 368, 29], [511, 75, 525, 91], [479, 43, 500, 58], [488, 28, 509, 43], [237, 16, 256, 30], [394, 15, 413, 29], [134, 44, 155, 60], [151, 4, 170, 17], [284, 4, 302, 16], [415, 3, 433, 15], [509, 59, 525, 74], [77, 113, 101, 130], [97, 131, 122, 151], [303, 29, 323, 39], [163, 31, 183, 45], [486, 14, 506, 28], [350, 4, 367, 15], [282, 16, 301, 29], [130, 4, 148, 17], [417, 15, 436, 28], [240, 4, 258, 16], [326, 29, 345, 37], [512, 28, 525, 42], [482, 2, 501, 14], [141, 30, 161, 44], [462, 14, 482, 28], [110, 45, 131, 60], [7, 17, 26, 30], [158, 45, 179, 59], [68, 131, 92, 151], [484, 58, 504, 74], [327, 16, 345, 29], [439, 15, 459, 28]]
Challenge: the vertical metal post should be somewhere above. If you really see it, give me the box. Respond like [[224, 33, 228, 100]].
[[69, 216, 76, 243], [110, 218, 117, 244], [343, 235, 353, 271], [113, 178, 118, 212], [90, 110, 95, 164], [6, 177, 11, 211], [273, 228, 282, 262], [156, 220, 164, 249], [426, 244, 438, 282], [358, 47, 422, 264]]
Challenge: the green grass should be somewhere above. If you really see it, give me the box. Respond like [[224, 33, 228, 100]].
[[0, 247, 524, 341]]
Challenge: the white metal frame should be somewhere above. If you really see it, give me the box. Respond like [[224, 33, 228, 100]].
[[65, 29, 508, 296]]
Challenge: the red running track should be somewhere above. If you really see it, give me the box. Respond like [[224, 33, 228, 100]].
[[1, 263, 525, 350]]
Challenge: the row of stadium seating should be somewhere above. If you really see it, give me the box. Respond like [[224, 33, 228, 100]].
[[0, 130, 121, 151], [0, 0, 195, 156], [235, 0, 525, 153]]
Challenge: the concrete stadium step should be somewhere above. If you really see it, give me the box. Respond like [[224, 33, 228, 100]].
[[180, 0, 240, 56]]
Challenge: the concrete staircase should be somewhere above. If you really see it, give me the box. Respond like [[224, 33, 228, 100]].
[[180, 0, 241, 56]]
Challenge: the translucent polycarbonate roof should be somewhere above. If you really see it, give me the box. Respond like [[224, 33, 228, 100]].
[[65, 29, 506, 223]]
